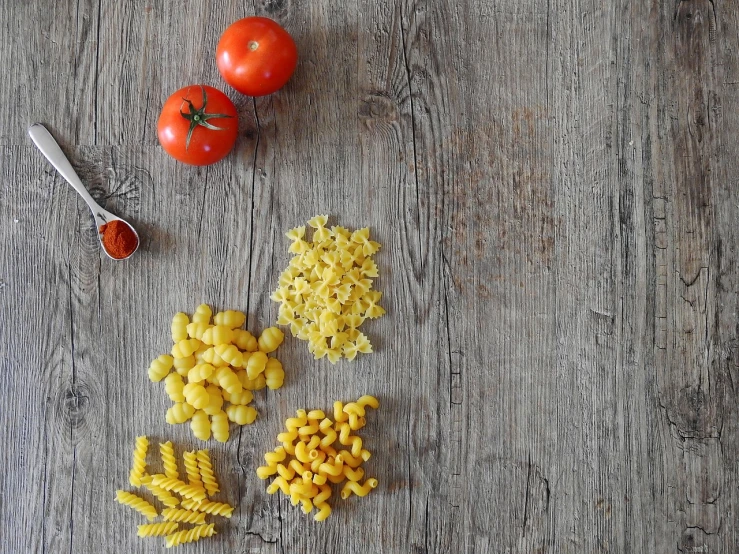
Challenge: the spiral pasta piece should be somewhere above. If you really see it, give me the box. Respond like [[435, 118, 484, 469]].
[[128, 436, 148, 487], [182, 451, 202, 488], [181, 498, 234, 518], [340, 478, 378, 499], [137, 521, 179, 538], [161, 508, 207, 524], [148, 355, 174, 382], [165, 523, 215, 548], [196, 450, 219, 496], [143, 482, 180, 508], [151, 475, 206, 502], [115, 490, 158, 521]]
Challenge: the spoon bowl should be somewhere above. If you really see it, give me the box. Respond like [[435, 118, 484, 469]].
[[28, 123, 139, 260]]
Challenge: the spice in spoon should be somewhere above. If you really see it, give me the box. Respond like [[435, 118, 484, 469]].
[[100, 220, 139, 259]]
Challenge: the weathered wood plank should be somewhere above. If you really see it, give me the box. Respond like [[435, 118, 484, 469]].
[[2, 0, 739, 552]]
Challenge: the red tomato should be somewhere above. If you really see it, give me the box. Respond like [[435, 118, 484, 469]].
[[216, 17, 298, 97], [157, 85, 238, 166]]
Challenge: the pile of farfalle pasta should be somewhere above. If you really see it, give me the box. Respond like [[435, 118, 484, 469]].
[[148, 304, 286, 442], [256, 395, 379, 521], [115, 436, 234, 548], [272, 215, 385, 363]]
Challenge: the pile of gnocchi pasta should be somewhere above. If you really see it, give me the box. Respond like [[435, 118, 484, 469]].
[[116, 436, 233, 548], [272, 215, 385, 363], [256, 395, 380, 521], [148, 304, 286, 442]]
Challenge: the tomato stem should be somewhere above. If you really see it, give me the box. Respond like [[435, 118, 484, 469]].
[[179, 86, 233, 150]]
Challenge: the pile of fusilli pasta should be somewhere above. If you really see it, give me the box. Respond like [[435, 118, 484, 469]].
[[115, 437, 234, 548], [149, 304, 286, 442], [257, 395, 380, 520], [272, 215, 385, 363]]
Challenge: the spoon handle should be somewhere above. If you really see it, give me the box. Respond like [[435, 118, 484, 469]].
[[28, 123, 103, 215]]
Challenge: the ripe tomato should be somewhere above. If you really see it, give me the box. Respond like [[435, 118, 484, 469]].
[[157, 85, 238, 166], [216, 17, 298, 97]]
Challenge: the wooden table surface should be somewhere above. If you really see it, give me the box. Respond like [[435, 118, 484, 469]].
[[2, 0, 738, 552]]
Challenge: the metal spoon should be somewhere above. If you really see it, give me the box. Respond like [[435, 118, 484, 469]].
[[28, 123, 139, 260]]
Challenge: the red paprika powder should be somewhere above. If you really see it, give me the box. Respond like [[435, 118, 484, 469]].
[[99, 220, 138, 259]]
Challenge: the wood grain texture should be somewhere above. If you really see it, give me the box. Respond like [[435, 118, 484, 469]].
[[1, 0, 738, 552]]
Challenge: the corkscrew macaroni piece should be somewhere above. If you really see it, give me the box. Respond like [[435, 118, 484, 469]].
[[129, 436, 149, 487], [116, 490, 158, 521], [258, 396, 379, 521], [272, 216, 385, 363], [137, 521, 179, 538], [165, 523, 215, 548], [116, 438, 233, 548]]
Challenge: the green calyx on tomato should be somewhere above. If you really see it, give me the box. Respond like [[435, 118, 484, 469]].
[[179, 85, 233, 149]]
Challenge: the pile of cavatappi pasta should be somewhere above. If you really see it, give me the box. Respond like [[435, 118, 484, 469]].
[[148, 304, 286, 442], [256, 395, 379, 520], [115, 436, 234, 548], [272, 215, 385, 363]]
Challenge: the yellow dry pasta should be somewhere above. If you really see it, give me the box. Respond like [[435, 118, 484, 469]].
[[148, 355, 174, 382], [181, 498, 234, 518], [211, 412, 229, 443], [161, 507, 207, 524], [258, 327, 284, 353], [138, 521, 179, 538], [259, 396, 379, 520], [272, 217, 384, 363], [165, 523, 215, 548], [151, 475, 206, 503], [164, 373, 185, 403], [150, 304, 288, 443], [182, 451, 202, 488], [196, 450, 219, 496], [143, 482, 180, 508], [192, 303, 212, 325], [115, 490, 158, 521], [214, 309, 246, 329], [171, 312, 189, 342], [129, 435, 148, 487], [166, 402, 195, 424]]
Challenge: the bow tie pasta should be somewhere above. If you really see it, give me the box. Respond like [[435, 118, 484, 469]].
[[272, 216, 385, 363]]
